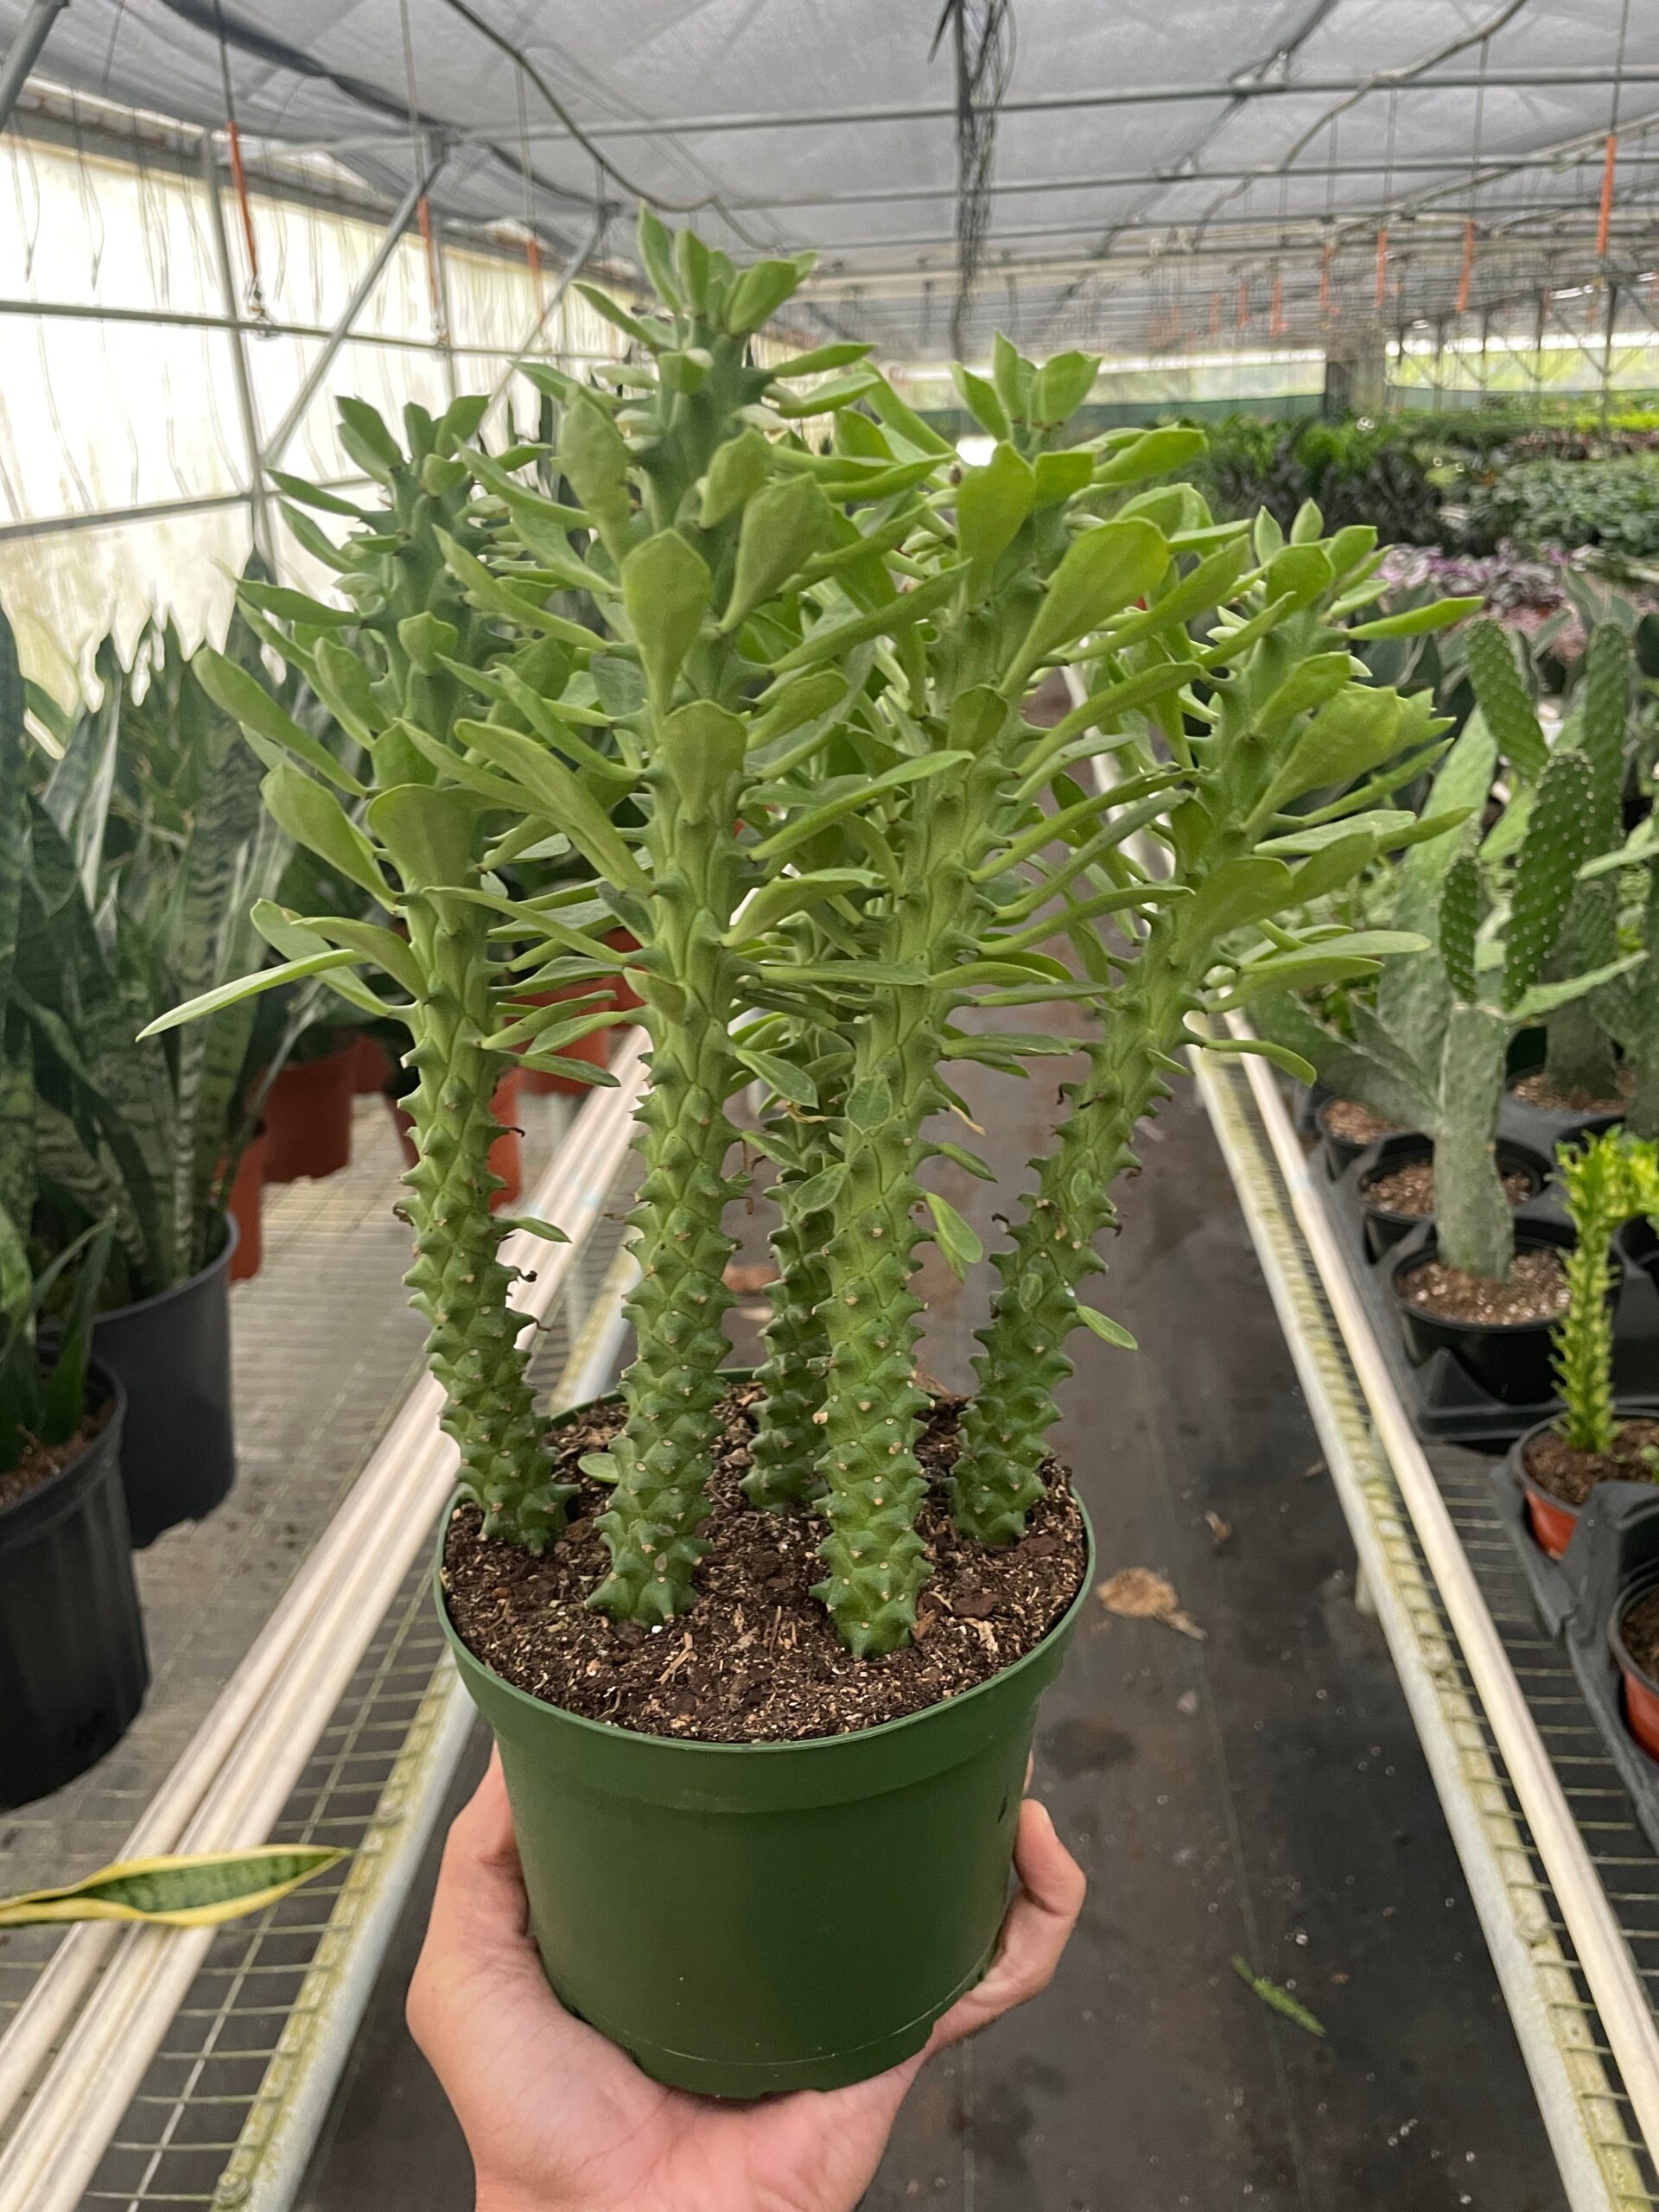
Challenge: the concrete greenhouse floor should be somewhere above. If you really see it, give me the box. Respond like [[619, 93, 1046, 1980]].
[[297, 1065, 1567, 2212]]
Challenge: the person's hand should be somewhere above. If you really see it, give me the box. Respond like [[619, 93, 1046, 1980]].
[[408, 1751, 1084, 2212]]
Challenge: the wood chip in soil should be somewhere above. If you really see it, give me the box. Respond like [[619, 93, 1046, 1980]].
[[1322, 1097, 1403, 1146], [442, 1382, 1087, 1745], [1523, 1419, 1659, 1508], [0, 1406, 110, 1516], [1398, 1246, 1568, 1326], [1510, 1066, 1632, 1116], [1363, 1158, 1532, 1220]]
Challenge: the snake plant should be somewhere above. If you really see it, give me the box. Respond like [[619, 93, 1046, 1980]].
[[1, 586, 309, 1306], [155, 216, 1470, 1657]]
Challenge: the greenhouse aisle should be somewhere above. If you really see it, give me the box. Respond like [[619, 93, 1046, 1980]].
[[298, 1074, 1566, 2212]]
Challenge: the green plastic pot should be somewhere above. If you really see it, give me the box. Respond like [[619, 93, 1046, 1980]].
[[437, 1458, 1093, 2099]]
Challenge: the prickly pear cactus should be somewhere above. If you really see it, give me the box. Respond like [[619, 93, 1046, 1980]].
[[1465, 619, 1548, 783], [1503, 748, 1597, 1009], [1432, 1004, 1514, 1281]]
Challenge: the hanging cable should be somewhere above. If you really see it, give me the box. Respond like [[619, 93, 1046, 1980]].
[[397, 0, 447, 346], [1375, 87, 1396, 319], [1457, 36, 1489, 318], [930, 0, 1015, 359], [514, 63, 544, 322], [210, 0, 264, 319], [1598, 0, 1633, 261]]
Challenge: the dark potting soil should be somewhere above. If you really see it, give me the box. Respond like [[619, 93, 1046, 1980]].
[[0, 1403, 111, 1516], [1397, 1246, 1569, 1326], [1622, 1583, 1659, 1683], [1511, 1065, 1633, 1116], [1322, 1097, 1402, 1146], [1362, 1158, 1532, 1220], [1523, 1419, 1659, 1509], [442, 1382, 1088, 1745]]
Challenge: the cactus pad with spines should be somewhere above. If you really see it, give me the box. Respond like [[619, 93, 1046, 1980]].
[[1465, 619, 1548, 783]]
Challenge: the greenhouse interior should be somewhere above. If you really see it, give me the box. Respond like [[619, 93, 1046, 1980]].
[[17, 2, 1659, 2208]]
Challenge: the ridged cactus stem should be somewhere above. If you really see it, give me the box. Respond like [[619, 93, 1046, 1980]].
[[1432, 1003, 1514, 1280], [401, 893, 565, 1548], [812, 744, 1007, 1656], [953, 929, 1192, 1541], [592, 720, 749, 1624], [1554, 1211, 1618, 1455], [746, 1121, 838, 1509]]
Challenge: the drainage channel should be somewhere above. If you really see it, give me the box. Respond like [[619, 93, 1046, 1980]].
[[1195, 1039, 1659, 2210], [0, 1055, 643, 2212]]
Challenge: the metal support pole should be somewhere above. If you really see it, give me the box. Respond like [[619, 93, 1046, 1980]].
[[1603, 277, 1620, 425], [199, 135, 274, 571], [431, 213, 459, 405], [0, 0, 67, 139], [259, 151, 446, 473], [486, 208, 606, 410]]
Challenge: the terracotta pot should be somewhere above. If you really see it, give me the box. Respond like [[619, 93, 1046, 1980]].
[[226, 1125, 268, 1284], [386, 1069, 523, 1212], [349, 1032, 393, 1095], [264, 1046, 355, 1183], [604, 928, 645, 1014], [1613, 1576, 1659, 1762], [519, 986, 615, 1097]]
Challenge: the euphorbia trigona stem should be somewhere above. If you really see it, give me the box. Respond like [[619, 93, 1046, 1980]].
[[401, 893, 567, 1548], [812, 715, 1008, 1656], [954, 934, 1191, 1541], [592, 715, 750, 1624]]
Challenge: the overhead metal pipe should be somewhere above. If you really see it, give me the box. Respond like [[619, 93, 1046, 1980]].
[[258, 147, 448, 472], [0, 0, 67, 140], [252, 67, 1659, 161]]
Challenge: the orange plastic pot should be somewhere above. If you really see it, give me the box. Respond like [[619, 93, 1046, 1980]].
[[226, 1126, 268, 1284], [349, 1032, 393, 1094], [264, 1047, 355, 1183], [519, 986, 614, 1097], [1613, 1582, 1659, 1762], [387, 1069, 523, 1212], [603, 928, 645, 1014]]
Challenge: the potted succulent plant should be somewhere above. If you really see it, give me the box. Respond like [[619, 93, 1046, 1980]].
[[1509, 1128, 1659, 1557], [4, 594, 321, 1541], [0, 1204, 147, 1808], [1262, 702, 1646, 1405], [1465, 616, 1654, 1136], [155, 215, 1461, 2095]]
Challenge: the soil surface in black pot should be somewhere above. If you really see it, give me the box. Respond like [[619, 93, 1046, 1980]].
[[1523, 1420, 1659, 1508], [1510, 1066, 1633, 1116], [1363, 1158, 1532, 1219], [1398, 1246, 1569, 1326], [0, 1404, 112, 1513], [1622, 1584, 1659, 1680], [442, 1382, 1087, 1745], [1322, 1097, 1402, 1147]]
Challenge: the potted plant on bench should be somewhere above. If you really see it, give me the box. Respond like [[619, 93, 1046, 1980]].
[[153, 214, 1464, 2096]]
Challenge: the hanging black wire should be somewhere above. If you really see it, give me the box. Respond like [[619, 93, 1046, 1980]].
[[931, 0, 1014, 358]]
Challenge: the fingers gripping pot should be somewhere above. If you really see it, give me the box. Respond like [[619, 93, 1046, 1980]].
[[437, 1495, 1093, 2099]]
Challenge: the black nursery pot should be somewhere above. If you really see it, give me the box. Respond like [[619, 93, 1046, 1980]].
[[92, 1212, 238, 1548], [1314, 1093, 1406, 1179], [1358, 1135, 1548, 1262], [1390, 1222, 1592, 1409], [0, 1364, 149, 1809]]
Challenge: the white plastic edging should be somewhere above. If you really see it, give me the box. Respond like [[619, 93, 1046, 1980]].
[[1192, 1046, 1628, 2210], [230, 1236, 641, 2212], [1221, 1033, 1659, 2167], [0, 1039, 645, 2212]]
